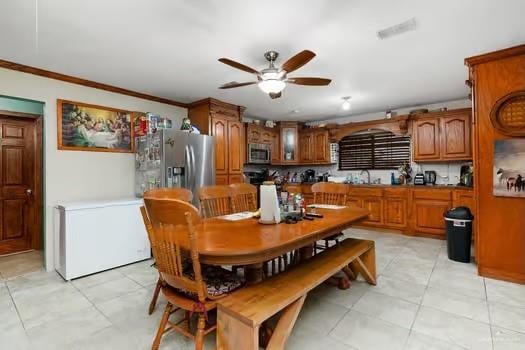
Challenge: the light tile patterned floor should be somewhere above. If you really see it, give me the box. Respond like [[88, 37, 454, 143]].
[[1, 228, 524, 349]]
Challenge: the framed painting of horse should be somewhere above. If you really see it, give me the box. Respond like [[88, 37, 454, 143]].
[[494, 139, 525, 198]]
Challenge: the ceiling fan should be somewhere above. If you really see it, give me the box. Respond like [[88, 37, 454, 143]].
[[218, 50, 331, 99]]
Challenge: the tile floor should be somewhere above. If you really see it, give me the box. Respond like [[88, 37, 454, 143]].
[[1, 229, 524, 350], [0, 251, 43, 279]]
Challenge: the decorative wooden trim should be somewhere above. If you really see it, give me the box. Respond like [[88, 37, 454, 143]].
[[464, 44, 525, 67], [0, 109, 42, 118], [0, 59, 187, 108], [490, 90, 525, 137], [56, 99, 135, 153], [331, 116, 410, 142]]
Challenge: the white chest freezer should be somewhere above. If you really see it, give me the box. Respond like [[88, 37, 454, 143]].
[[55, 198, 151, 280]]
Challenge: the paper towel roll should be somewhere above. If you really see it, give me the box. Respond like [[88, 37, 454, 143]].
[[260, 183, 281, 224]]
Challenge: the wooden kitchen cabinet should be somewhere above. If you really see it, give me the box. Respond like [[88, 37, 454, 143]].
[[412, 117, 441, 161], [280, 122, 299, 164], [211, 116, 228, 175], [228, 120, 244, 175], [189, 98, 245, 185], [412, 108, 472, 162], [362, 197, 383, 225], [298, 128, 332, 164], [313, 130, 330, 163], [270, 130, 280, 164], [410, 189, 452, 238], [384, 198, 408, 228], [299, 131, 314, 163], [440, 113, 471, 160]]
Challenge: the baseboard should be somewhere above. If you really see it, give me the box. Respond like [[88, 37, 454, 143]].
[[479, 266, 525, 284]]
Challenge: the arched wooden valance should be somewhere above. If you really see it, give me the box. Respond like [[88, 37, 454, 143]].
[[329, 116, 410, 142]]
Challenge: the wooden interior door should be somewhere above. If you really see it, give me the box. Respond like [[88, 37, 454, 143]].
[[0, 116, 39, 255]]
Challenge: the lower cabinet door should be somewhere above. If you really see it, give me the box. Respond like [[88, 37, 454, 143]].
[[346, 197, 363, 209], [384, 197, 407, 228], [362, 197, 383, 225], [412, 199, 451, 237], [228, 174, 244, 185], [215, 174, 228, 185]]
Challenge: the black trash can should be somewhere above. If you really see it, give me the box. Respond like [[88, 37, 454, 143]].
[[444, 207, 474, 263]]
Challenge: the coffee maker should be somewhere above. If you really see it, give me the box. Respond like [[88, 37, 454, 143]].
[[424, 171, 437, 185], [459, 164, 473, 187]]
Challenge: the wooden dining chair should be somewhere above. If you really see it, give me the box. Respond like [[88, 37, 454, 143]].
[[311, 182, 348, 250], [143, 187, 193, 315], [197, 185, 232, 218], [229, 183, 257, 212], [143, 198, 244, 350]]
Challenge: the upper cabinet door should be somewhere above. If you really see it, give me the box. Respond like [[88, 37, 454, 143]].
[[440, 114, 471, 160], [280, 126, 298, 163], [228, 120, 243, 174], [261, 130, 272, 144], [271, 130, 280, 164], [247, 125, 261, 143], [412, 118, 440, 161], [313, 130, 329, 163], [211, 116, 228, 174], [299, 132, 313, 163]]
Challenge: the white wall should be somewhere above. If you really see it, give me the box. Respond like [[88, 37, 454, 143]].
[[0, 68, 187, 271], [308, 99, 471, 125]]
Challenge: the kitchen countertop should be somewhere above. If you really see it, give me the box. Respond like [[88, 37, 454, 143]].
[[283, 182, 473, 190]]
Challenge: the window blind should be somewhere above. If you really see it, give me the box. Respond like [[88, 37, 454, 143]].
[[339, 131, 410, 170]]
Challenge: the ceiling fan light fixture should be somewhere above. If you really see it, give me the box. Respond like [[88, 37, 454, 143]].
[[341, 96, 352, 111], [258, 79, 286, 94]]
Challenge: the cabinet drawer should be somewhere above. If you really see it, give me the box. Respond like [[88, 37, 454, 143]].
[[384, 187, 409, 198], [348, 187, 383, 197], [412, 189, 452, 201]]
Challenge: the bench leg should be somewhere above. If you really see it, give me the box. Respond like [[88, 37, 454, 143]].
[[350, 248, 377, 285], [267, 295, 307, 350], [217, 309, 259, 350]]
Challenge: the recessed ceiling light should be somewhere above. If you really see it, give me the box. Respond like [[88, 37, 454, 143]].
[[292, 109, 300, 114], [341, 96, 352, 111]]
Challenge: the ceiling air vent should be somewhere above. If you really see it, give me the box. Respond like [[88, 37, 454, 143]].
[[377, 18, 417, 40]]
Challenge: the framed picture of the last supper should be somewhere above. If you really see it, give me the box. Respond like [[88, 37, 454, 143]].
[[57, 99, 133, 153]]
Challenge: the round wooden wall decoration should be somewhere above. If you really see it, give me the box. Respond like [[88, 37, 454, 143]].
[[490, 91, 525, 137]]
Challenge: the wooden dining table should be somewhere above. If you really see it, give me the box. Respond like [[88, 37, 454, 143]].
[[181, 206, 371, 283]]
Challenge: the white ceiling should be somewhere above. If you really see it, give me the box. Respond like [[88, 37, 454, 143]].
[[1, 0, 524, 121]]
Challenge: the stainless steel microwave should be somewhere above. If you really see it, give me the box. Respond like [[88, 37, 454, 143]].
[[248, 143, 271, 164]]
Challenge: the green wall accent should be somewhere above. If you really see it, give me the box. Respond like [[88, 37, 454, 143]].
[[0, 95, 44, 114]]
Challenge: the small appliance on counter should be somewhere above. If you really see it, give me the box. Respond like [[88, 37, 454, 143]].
[[301, 169, 316, 183], [424, 171, 437, 185], [413, 173, 426, 185], [459, 164, 474, 187]]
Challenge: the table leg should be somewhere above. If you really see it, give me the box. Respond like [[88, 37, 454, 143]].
[[299, 244, 314, 261], [245, 263, 264, 284]]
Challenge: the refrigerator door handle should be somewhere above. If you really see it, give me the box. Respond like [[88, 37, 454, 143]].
[[184, 145, 192, 189], [190, 145, 197, 191]]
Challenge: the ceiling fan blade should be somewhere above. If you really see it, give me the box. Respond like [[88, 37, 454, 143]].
[[269, 92, 282, 99], [286, 77, 331, 86], [219, 81, 257, 89], [281, 50, 316, 73], [218, 58, 260, 75]]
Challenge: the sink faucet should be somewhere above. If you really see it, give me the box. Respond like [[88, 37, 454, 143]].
[[359, 169, 371, 184]]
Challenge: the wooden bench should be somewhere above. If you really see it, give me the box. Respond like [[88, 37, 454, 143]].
[[216, 238, 376, 350]]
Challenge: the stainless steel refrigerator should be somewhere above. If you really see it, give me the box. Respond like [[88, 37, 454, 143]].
[[135, 130, 215, 207]]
